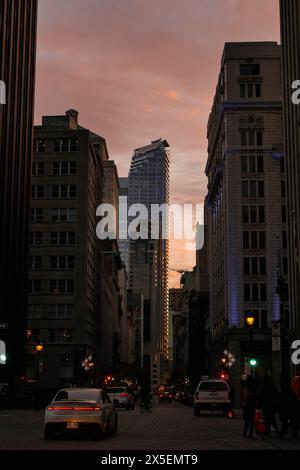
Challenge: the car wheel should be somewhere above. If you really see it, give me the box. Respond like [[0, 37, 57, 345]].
[[194, 405, 200, 416], [126, 404, 131, 411], [44, 424, 55, 440], [131, 401, 135, 410]]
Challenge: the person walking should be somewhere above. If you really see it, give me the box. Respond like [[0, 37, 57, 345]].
[[259, 377, 279, 436], [243, 386, 257, 438], [278, 386, 298, 439]]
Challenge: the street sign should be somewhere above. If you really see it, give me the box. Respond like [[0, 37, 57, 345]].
[[272, 336, 281, 351]]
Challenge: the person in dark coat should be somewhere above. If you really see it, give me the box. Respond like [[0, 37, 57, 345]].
[[259, 377, 279, 436], [243, 386, 257, 437], [278, 386, 298, 439]]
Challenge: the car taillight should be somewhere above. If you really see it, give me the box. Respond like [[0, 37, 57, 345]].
[[48, 405, 101, 411], [73, 407, 101, 411], [120, 393, 128, 397], [160, 394, 163, 398], [168, 394, 172, 398]]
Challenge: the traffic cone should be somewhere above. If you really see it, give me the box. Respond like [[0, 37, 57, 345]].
[[254, 409, 266, 434]]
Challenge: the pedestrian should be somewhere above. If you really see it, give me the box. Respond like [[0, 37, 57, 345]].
[[278, 385, 299, 439], [259, 377, 279, 436], [243, 386, 256, 438]]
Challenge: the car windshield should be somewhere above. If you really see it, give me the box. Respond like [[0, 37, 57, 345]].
[[199, 382, 228, 391], [106, 388, 125, 394], [54, 389, 100, 402]]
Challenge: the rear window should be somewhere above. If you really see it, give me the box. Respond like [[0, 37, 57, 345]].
[[199, 382, 228, 391], [55, 389, 100, 402], [106, 387, 125, 394]]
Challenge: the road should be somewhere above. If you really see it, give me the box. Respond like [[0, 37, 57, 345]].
[[0, 400, 299, 450]]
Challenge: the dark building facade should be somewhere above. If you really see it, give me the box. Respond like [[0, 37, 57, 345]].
[[0, 0, 38, 395], [26, 110, 109, 395], [280, 1, 300, 357]]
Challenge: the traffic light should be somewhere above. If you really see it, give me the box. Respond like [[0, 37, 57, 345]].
[[249, 358, 257, 367]]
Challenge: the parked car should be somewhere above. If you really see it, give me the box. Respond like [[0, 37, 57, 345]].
[[106, 386, 135, 410], [44, 387, 118, 439], [193, 379, 232, 416]]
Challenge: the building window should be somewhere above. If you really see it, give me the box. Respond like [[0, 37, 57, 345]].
[[50, 232, 75, 246], [32, 161, 45, 176], [32, 185, 44, 199], [283, 257, 288, 275], [280, 157, 285, 173], [31, 208, 44, 223], [53, 138, 78, 153], [244, 283, 267, 302], [48, 329, 73, 343], [30, 256, 42, 270], [47, 304, 73, 318], [241, 181, 264, 198], [240, 64, 260, 76], [29, 280, 42, 294], [50, 208, 76, 223], [52, 161, 77, 175], [242, 155, 264, 173], [241, 131, 263, 147], [282, 231, 287, 249], [51, 184, 76, 199], [30, 232, 43, 246], [281, 205, 287, 223], [240, 83, 261, 98], [60, 354, 73, 367], [281, 180, 286, 198], [50, 256, 75, 270], [49, 280, 74, 295], [243, 257, 266, 275], [243, 231, 266, 249], [34, 139, 46, 153], [28, 305, 42, 319]]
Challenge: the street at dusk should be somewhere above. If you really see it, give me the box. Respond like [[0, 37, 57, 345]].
[[1, 400, 298, 451], [1, 0, 300, 465]]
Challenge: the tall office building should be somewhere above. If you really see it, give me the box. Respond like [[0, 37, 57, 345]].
[[27, 110, 112, 392], [280, 1, 300, 349], [128, 139, 170, 388], [0, 0, 38, 395], [205, 43, 285, 403]]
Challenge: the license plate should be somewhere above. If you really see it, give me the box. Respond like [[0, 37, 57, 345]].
[[66, 422, 78, 429]]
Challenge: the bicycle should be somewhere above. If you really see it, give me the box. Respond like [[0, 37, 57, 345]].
[[139, 396, 153, 414]]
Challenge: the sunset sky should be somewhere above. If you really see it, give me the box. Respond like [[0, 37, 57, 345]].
[[35, 0, 280, 287]]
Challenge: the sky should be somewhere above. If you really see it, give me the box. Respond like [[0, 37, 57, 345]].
[[35, 0, 280, 287]]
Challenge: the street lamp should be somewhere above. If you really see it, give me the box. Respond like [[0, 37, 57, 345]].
[[35, 343, 44, 410], [245, 313, 255, 328]]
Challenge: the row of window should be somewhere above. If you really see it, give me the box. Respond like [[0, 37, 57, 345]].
[[32, 185, 76, 199], [27, 327, 73, 343], [31, 208, 76, 223], [32, 161, 77, 176], [28, 304, 73, 319], [30, 256, 75, 270], [29, 279, 75, 295], [26, 353, 73, 368], [243, 231, 266, 249], [30, 231, 75, 246], [34, 138, 78, 153], [242, 205, 265, 224]]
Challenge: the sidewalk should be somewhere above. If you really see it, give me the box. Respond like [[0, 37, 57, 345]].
[[233, 409, 300, 450]]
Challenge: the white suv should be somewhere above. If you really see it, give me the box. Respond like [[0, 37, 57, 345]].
[[193, 379, 232, 416]]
